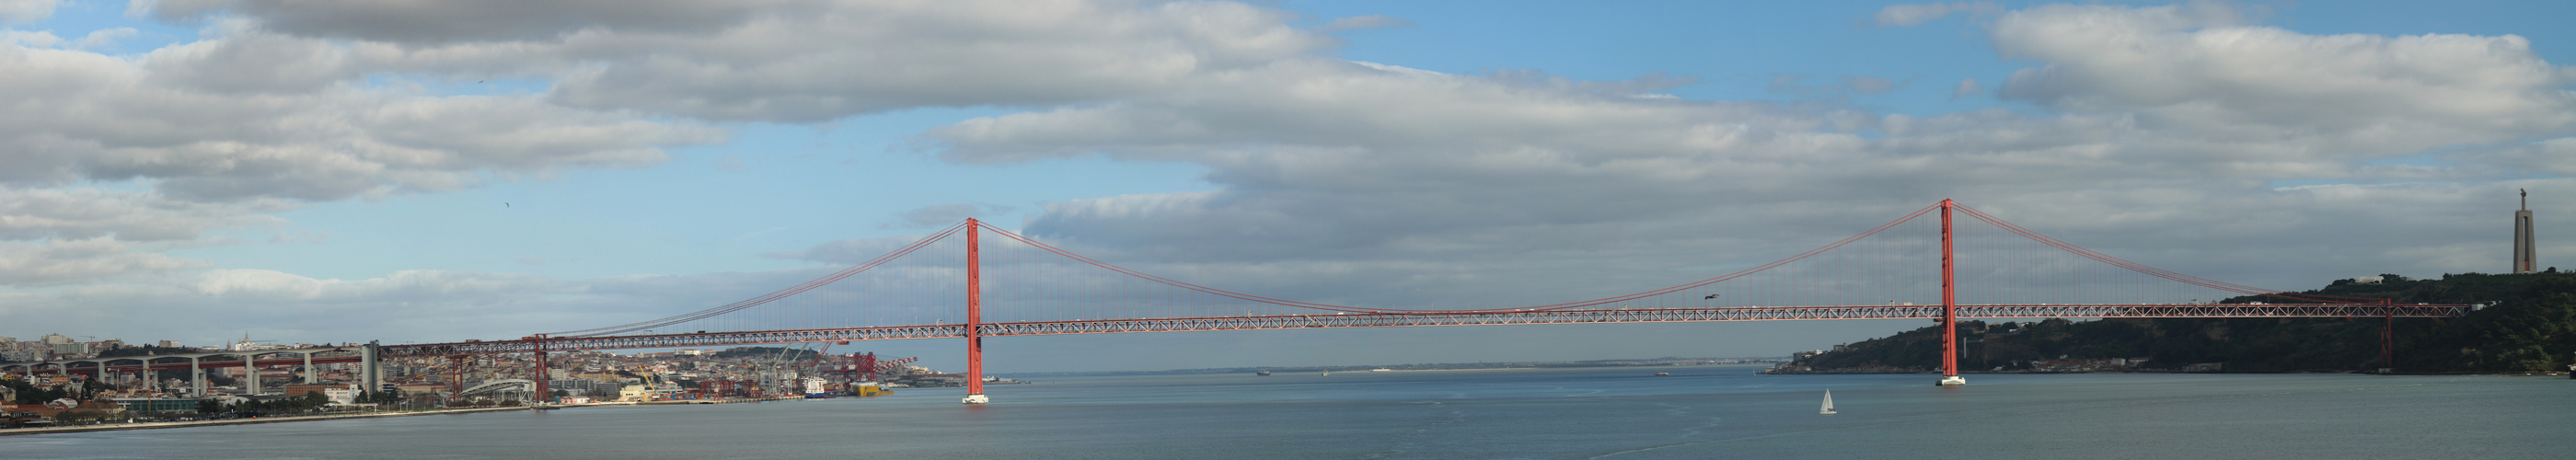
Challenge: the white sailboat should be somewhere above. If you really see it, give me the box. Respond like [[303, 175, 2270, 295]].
[[1819, 390, 1837, 415]]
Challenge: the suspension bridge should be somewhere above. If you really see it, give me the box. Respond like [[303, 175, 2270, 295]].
[[5, 200, 2472, 403]]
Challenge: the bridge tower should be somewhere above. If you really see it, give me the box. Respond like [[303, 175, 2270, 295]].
[[530, 334, 549, 405], [1937, 199, 1965, 386], [963, 219, 989, 405]]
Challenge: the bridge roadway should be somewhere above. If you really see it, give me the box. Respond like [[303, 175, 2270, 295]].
[[375, 303, 2470, 357], [1, 347, 361, 374]]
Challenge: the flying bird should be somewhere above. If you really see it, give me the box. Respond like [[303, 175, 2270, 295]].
[[504, 202, 510, 207]]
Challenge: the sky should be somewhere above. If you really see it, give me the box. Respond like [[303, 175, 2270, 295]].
[[0, 0, 2570, 373]]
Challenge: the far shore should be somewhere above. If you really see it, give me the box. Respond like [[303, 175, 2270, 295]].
[[0, 406, 533, 436], [0, 397, 817, 436]]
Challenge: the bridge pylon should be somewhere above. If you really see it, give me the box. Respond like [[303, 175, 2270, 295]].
[[1938, 199, 1965, 386], [963, 219, 989, 405]]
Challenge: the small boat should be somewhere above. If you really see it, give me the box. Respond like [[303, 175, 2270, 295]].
[[1322, 372, 1330, 376], [1256, 370, 1271, 376], [1819, 390, 1837, 415], [1653, 372, 1670, 376]]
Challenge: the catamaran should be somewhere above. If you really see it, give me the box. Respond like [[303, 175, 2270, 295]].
[[1819, 390, 1837, 415]]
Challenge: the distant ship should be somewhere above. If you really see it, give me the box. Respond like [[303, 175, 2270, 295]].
[[1653, 372, 1670, 376], [803, 378, 835, 398], [1819, 390, 1837, 415], [1256, 370, 1270, 376]]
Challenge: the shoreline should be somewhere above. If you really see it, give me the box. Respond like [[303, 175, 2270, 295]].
[[0, 396, 817, 436], [0, 406, 536, 436], [0, 396, 826, 436]]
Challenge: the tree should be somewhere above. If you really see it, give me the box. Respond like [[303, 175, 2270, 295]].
[[52, 410, 103, 425]]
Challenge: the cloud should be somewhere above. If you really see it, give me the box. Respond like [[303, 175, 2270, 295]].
[[156, 0, 1340, 122], [0, 36, 725, 202], [1874, 2, 1999, 27], [148, 0, 796, 44], [1319, 14, 1408, 33], [0, 19, 724, 287], [1990, 3, 2576, 156], [0, 188, 287, 241], [0, 237, 208, 286], [0, 0, 55, 24], [1950, 77, 1982, 99], [1767, 75, 1908, 98]]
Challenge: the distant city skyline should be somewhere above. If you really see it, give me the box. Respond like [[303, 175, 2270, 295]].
[[1, 1, 2570, 373]]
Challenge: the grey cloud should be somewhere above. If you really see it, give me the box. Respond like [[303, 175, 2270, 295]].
[[157, 0, 1340, 122], [1949, 78, 1981, 99], [148, 0, 794, 44], [0, 41, 724, 201], [541, 0, 1333, 121]]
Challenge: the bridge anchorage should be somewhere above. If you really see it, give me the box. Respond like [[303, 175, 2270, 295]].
[[7, 201, 2461, 403]]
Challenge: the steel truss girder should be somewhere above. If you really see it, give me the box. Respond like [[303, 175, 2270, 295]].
[[367, 304, 2467, 355]]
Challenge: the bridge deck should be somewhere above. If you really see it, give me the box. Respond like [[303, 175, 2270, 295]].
[[373, 304, 2469, 357]]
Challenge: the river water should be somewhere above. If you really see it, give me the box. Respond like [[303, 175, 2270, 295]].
[[5, 365, 2570, 459]]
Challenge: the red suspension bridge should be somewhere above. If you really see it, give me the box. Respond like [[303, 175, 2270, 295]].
[[6, 200, 2470, 403]]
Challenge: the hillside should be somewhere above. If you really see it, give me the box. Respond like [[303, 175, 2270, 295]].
[[1779, 271, 2576, 374]]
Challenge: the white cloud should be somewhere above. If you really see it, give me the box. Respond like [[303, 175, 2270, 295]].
[[0, 0, 56, 25], [0, 237, 207, 286], [0, 188, 287, 241], [191, 269, 567, 303], [1990, 3, 2576, 157]]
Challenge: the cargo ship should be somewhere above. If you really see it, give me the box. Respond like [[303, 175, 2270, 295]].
[[802, 377, 835, 398]]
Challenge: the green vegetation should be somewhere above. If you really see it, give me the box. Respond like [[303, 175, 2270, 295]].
[[1789, 272, 2576, 374]]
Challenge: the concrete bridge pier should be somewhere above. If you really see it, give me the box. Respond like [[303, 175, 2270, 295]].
[[241, 353, 258, 396]]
